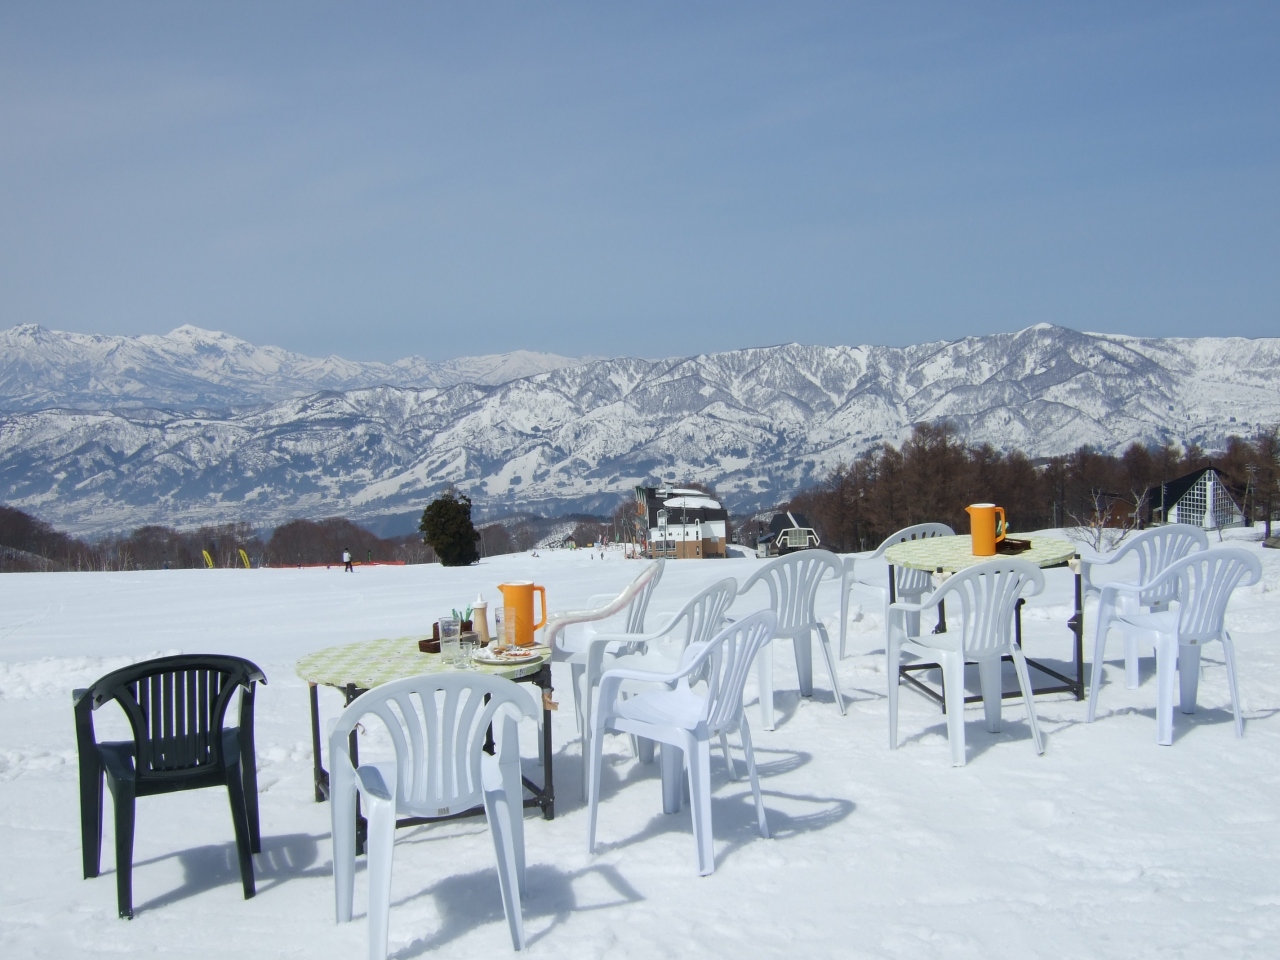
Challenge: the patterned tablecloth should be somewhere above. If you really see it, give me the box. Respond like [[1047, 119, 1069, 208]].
[[296, 637, 550, 691], [883, 535, 1076, 573]]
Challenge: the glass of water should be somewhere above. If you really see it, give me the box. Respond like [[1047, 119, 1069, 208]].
[[438, 617, 460, 666], [492, 608, 507, 654], [459, 634, 476, 668]]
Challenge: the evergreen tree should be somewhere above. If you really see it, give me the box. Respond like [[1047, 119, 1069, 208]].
[[419, 490, 480, 566]]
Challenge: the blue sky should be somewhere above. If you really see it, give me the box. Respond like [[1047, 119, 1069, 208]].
[[1, 3, 1276, 362]]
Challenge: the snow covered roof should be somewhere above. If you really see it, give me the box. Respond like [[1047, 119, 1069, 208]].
[[662, 495, 722, 511]]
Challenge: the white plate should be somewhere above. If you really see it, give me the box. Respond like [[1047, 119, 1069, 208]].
[[473, 646, 546, 665]]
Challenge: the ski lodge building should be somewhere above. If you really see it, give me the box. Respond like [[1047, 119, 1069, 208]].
[[635, 486, 729, 559], [1147, 467, 1245, 529]]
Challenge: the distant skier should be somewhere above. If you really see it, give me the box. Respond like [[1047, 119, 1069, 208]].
[[343, 548, 353, 572]]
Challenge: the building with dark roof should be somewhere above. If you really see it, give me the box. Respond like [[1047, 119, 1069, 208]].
[[635, 486, 728, 559], [1147, 467, 1245, 528]]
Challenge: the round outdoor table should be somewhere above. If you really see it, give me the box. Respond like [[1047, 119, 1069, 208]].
[[882, 535, 1084, 707], [297, 638, 556, 846]]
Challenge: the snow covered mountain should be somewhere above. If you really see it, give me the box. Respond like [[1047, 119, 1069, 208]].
[[2, 323, 1278, 534], [0, 324, 588, 411]]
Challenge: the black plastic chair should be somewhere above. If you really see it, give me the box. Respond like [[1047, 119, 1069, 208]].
[[73, 654, 267, 918]]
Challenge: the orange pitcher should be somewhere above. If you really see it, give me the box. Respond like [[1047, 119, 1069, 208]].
[[966, 503, 1006, 556], [497, 581, 547, 647]]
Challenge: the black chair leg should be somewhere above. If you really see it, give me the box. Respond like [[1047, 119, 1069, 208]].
[[106, 774, 136, 919], [238, 685, 263, 853], [242, 747, 261, 854], [226, 764, 257, 900], [79, 753, 104, 879]]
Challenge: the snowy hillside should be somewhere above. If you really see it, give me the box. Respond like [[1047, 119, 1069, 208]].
[[0, 324, 589, 411], [1, 323, 1278, 533]]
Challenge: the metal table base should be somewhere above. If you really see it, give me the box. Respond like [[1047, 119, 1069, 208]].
[[892, 562, 1085, 712]]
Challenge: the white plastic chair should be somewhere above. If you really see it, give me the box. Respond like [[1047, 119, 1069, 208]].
[[577, 578, 737, 798], [887, 558, 1045, 766], [587, 610, 776, 876], [1086, 547, 1261, 745], [739, 550, 847, 731], [1081, 524, 1207, 689], [839, 523, 955, 658], [329, 674, 538, 957], [544, 559, 664, 735]]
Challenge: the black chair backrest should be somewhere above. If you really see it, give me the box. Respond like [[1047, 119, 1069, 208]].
[[78, 655, 265, 784]]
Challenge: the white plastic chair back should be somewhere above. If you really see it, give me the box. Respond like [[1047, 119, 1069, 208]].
[[872, 523, 955, 598], [1159, 548, 1261, 643], [623, 560, 664, 633], [741, 550, 840, 634], [649, 577, 737, 661], [1107, 524, 1208, 606], [329, 673, 535, 819], [930, 559, 1045, 660], [696, 611, 777, 735]]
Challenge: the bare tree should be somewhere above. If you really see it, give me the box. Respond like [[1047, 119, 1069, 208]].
[[1254, 425, 1280, 538], [1065, 489, 1141, 553]]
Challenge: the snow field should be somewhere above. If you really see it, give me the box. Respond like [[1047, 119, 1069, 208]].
[[2, 534, 1279, 958]]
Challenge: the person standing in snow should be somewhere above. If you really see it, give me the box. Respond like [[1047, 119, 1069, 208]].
[[343, 549, 353, 572]]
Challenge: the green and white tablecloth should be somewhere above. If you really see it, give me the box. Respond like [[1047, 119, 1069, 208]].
[[883, 535, 1076, 573], [296, 637, 550, 691]]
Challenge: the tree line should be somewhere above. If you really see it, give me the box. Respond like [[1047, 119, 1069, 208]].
[[0, 506, 527, 573], [784, 423, 1280, 552]]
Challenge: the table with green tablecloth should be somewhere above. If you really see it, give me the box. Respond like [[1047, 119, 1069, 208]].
[[296, 638, 556, 837], [882, 535, 1084, 706]]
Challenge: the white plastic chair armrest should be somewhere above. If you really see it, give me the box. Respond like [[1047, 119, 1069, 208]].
[[545, 599, 629, 647], [887, 599, 926, 614], [354, 763, 394, 803]]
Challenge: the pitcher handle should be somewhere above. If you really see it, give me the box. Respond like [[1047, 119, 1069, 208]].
[[994, 507, 1006, 543], [533, 586, 547, 632]]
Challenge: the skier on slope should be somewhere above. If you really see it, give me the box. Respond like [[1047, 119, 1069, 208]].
[[343, 548, 353, 572]]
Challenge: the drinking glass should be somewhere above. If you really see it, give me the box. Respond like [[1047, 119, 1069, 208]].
[[492, 608, 507, 654], [459, 635, 476, 668], [438, 617, 460, 666]]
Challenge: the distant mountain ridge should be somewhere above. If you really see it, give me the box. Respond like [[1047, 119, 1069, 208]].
[[0, 323, 590, 411], [1, 323, 1277, 534]]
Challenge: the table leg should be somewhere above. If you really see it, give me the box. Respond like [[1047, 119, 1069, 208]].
[[1068, 565, 1084, 700], [528, 663, 555, 820], [308, 683, 328, 802]]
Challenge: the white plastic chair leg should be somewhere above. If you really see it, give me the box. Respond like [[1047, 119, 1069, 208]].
[[1010, 649, 1044, 756], [977, 657, 1002, 733], [815, 625, 847, 716], [757, 640, 776, 731], [586, 717, 606, 854], [839, 561, 854, 659], [940, 652, 966, 767], [570, 662, 586, 737], [1124, 635, 1142, 689], [481, 777, 526, 951], [1222, 632, 1244, 738], [1086, 620, 1108, 724], [496, 758, 526, 894], [686, 737, 715, 876], [660, 742, 682, 815], [331, 764, 357, 923], [363, 794, 397, 960], [718, 731, 737, 780], [1155, 639, 1178, 746], [739, 717, 770, 839], [635, 736, 655, 764], [886, 636, 901, 749], [1178, 644, 1202, 714], [793, 629, 815, 697]]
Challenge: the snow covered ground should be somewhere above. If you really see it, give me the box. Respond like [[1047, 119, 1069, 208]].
[[2, 530, 1279, 958]]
